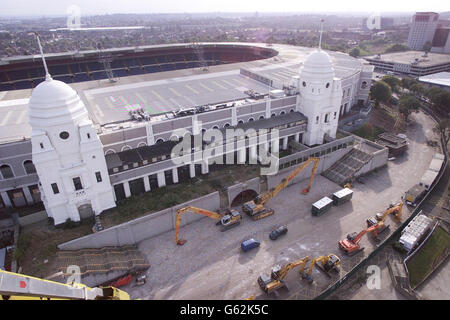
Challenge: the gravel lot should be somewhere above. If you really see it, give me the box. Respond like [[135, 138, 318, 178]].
[[123, 110, 440, 300]]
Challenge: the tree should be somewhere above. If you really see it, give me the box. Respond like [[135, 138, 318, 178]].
[[370, 80, 392, 106], [349, 47, 360, 58], [384, 43, 410, 53], [381, 75, 401, 93], [398, 94, 421, 121], [423, 41, 432, 53], [426, 88, 450, 114], [409, 83, 425, 97], [435, 119, 450, 145]]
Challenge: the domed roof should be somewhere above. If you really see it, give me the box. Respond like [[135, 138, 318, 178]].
[[303, 50, 333, 69], [28, 78, 89, 128], [29, 78, 77, 106], [300, 49, 335, 80]]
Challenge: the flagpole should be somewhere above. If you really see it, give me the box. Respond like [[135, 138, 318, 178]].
[[34, 32, 52, 81]]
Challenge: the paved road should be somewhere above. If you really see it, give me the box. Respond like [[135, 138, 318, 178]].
[[124, 110, 439, 300]]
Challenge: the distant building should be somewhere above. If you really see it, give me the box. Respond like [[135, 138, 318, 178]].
[[407, 12, 440, 51], [431, 27, 450, 54], [418, 71, 450, 92], [365, 51, 450, 77]]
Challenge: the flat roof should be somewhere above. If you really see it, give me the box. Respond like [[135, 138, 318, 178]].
[[0, 43, 365, 144], [312, 196, 333, 209], [365, 51, 450, 67], [418, 72, 450, 87]]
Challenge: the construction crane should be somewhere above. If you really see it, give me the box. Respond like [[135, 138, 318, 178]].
[[366, 202, 403, 239], [258, 256, 310, 294], [0, 269, 130, 300], [242, 157, 320, 220], [338, 224, 383, 256], [301, 254, 341, 284], [175, 206, 242, 245]]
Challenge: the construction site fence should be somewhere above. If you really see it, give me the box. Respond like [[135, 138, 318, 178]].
[[314, 108, 449, 300]]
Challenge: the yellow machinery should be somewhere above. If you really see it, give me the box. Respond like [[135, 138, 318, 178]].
[[0, 269, 130, 300], [301, 254, 341, 284], [243, 157, 320, 220], [175, 206, 242, 245], [366, 202, 403, 239], [258, 256, 310, 294]]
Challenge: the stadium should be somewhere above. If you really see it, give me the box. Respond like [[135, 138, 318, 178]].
[[0, 42, 376, 225]]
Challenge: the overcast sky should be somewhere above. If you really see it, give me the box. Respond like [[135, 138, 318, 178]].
[[0, 0, 448, 17]]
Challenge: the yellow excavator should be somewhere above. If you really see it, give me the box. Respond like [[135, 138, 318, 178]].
[[243, 157, 320, 221], [366, 202, 403, 239], [301, 254, 341, 284], [175, 206, 242, 245], [258, 256, 310, 294], [0, 269, 130, 300]]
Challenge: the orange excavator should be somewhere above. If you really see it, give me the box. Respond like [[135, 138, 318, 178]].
[[366, 202, 403, 240], [175, 206, 242, 245], [258, 256, 311, 294], [242, 157, 320, 220], [301, 254, 341, 284], [338, 224, 384, 256]]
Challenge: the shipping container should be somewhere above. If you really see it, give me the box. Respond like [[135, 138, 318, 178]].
[[312, 197, 333, 216], [332, 188, 353, 206]]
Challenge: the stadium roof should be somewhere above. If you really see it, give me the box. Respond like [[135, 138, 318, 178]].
[[0, 43, 364, 144]]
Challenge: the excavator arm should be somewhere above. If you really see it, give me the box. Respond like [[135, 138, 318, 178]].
[[175, 206, 240, 245], [0, 269, 130, 300], [376, 202, 403, 222], [255, 157, 320, 206], [272, 256, 311, 281]]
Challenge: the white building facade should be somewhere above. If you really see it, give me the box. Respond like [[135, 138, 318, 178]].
[[28, 77, 116, 225]]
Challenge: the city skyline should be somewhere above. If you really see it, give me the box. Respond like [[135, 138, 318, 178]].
[[0, 0, 449, 17]]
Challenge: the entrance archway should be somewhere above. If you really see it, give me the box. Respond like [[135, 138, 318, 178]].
[[78, 203, 94, 219], [231, 189, 258, 207]]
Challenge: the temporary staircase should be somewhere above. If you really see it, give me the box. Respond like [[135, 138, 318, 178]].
[[322, 147, 373, 186]]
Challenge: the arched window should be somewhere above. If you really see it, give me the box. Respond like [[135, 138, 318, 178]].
[[105, 149, 116, 155], [259, 115, 265, 120], [212, 126, 219, 130], [155, 139, 164, 144], [0, 164, 14, 179], [137, 142, 148, 148], [121, 145, 132, 151], [238, 120, 244, 124], [271, 113, 276, 117], [23, 160, 36, 175], [248, 118, 254, 122], [224, 123, 231, 128], [290, 109, 295, 113], [361, 81, 367, 89], [280, 111, 285, 115]]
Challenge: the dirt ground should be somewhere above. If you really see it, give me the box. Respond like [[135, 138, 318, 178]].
[[123, 110, 442, 300]]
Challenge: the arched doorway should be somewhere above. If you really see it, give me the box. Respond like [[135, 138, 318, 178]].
[[78, 203, 94, 219], [231, 189, 258, 207]]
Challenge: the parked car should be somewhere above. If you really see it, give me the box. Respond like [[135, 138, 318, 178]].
[[269, 225, 288, 240], [241, 238, 261, 252]]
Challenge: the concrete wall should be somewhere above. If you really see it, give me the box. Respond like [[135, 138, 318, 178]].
[[17, 210, 47, 227], [268, 147, 352, 189], [227, 177, 261, 205], [355, 141, 389, 177], [58, 192, 220, 250]]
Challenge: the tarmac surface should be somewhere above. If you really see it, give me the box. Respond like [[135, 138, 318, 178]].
[[123, 110, 440, 300]]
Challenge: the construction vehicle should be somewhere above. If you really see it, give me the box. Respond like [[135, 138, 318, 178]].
[[301, 254, 341, 284], [338, 224, 384, 256], [243, 157, 320, 220], [0, 269, 130, 300], [258, 256, 310, 294], [175, 206, 242, 245], [366, 202, 403, 240]]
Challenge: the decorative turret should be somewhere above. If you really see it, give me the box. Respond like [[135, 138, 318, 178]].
[[29, 33, 116, 225]]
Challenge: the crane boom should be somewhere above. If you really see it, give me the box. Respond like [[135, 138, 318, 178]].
[[0, 269, 129, 300], [175, 206, 242, 245], [255, 157, 320, 205]]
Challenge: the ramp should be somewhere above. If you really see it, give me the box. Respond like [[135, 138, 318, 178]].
[[322, 147, 373, 186]]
